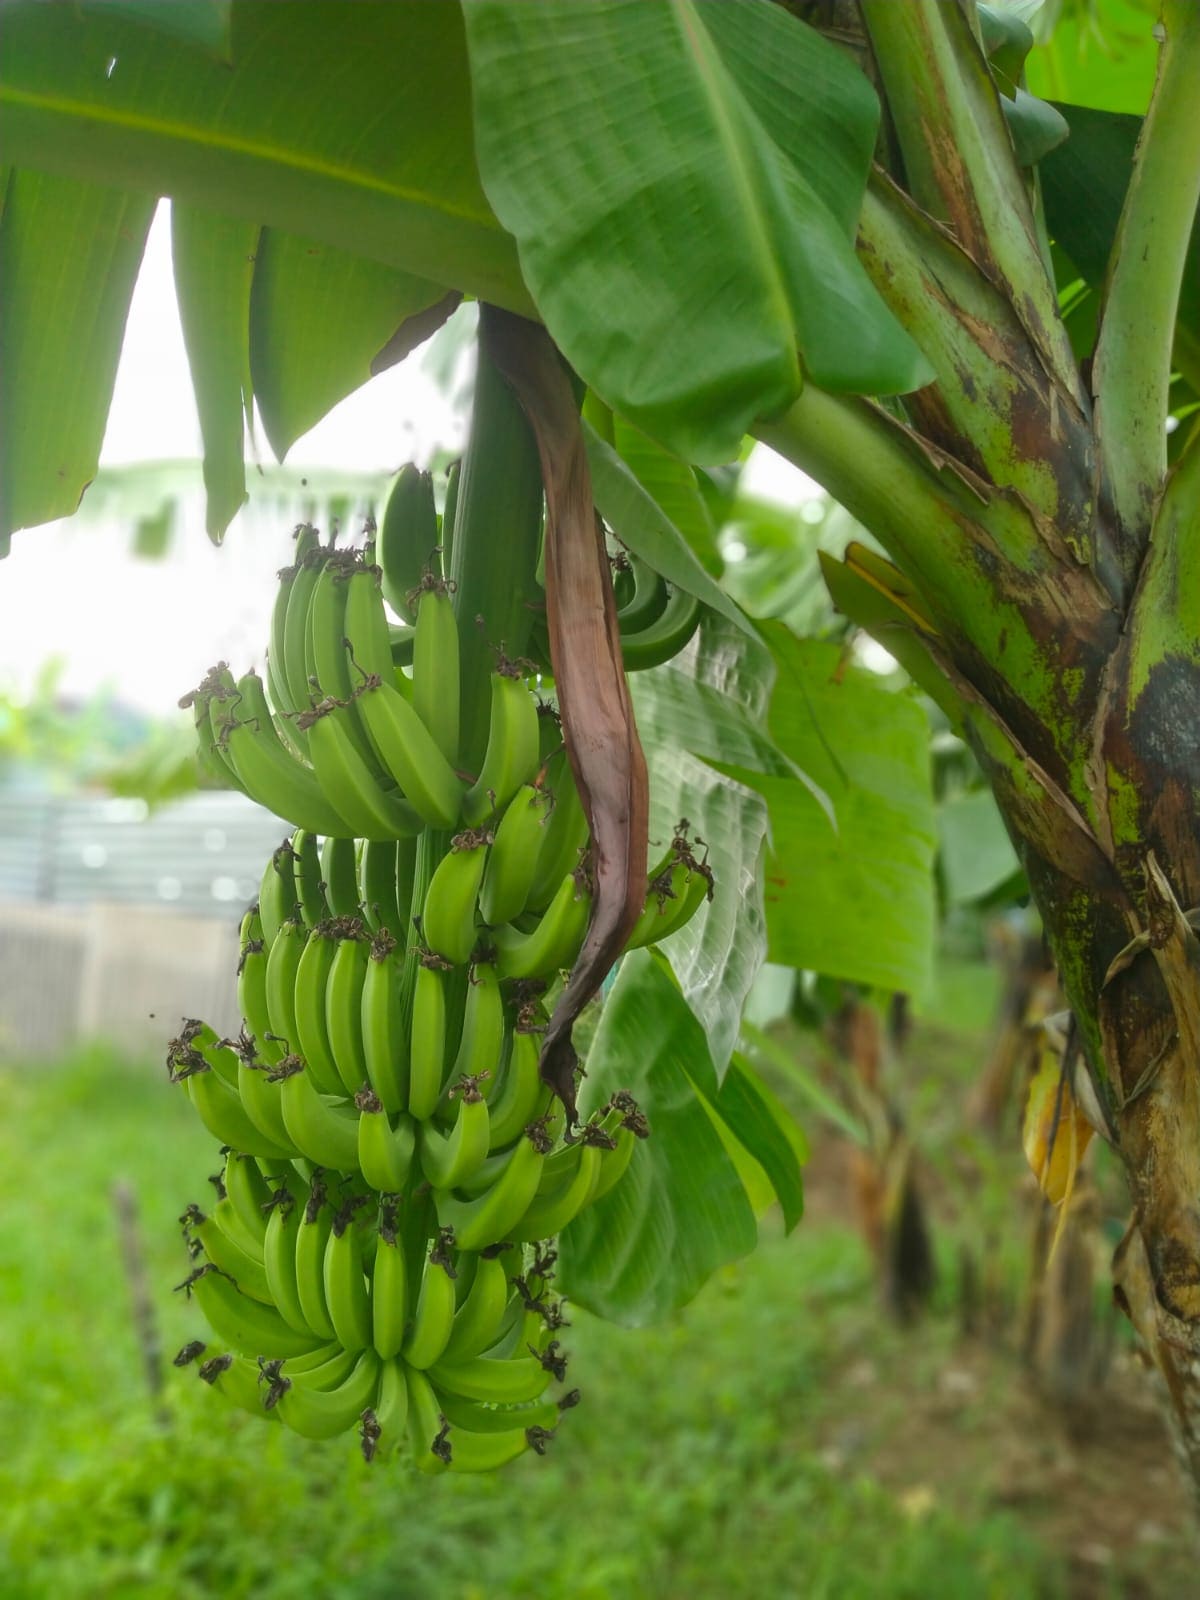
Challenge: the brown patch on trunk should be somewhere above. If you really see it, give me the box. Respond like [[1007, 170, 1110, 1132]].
[[482, 308, 649, 1121]]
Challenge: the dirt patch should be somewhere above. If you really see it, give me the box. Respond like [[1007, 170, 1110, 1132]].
[[802, 1136, 1197, 1598]]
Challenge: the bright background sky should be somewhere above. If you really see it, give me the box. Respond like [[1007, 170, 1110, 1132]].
[[0, 205, 818, 718]]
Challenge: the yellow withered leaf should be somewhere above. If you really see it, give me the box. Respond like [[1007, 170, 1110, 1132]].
[[1022, 1047, 1094, 1206]]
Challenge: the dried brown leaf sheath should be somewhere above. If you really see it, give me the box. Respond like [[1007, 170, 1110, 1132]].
[[483, 308, 649, 1120]]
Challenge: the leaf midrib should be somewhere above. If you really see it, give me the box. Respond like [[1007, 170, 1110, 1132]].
[[0, 83, 502, 234]]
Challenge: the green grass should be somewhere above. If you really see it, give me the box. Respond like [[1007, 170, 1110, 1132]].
[[0, 1047, 1064, 1600]]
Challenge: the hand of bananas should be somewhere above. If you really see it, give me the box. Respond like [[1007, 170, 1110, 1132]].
[[172, 512, 712, 1473]]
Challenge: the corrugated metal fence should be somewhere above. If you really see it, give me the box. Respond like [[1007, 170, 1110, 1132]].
[[0, 790, 286, 1060]]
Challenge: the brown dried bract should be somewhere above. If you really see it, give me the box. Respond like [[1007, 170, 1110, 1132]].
[[483, 308, 649, 1123]]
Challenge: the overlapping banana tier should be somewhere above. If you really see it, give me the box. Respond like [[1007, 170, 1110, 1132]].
[[172, 1135, 585, 1472], [169, 985, 649, 1472], [171, 525, 712, 1471]]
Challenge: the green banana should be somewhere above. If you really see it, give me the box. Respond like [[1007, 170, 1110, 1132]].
[[273, 1056, 361, 1172], [419, 1078, 491, 1190], [258, 842, 300, 948], [304, 549, 355, 701], [230, 1035, 299, 1155], [352, 674, 465, 830], [206, 1190, 269, 1263], [370, 1200, 409, 1362], [271, 1347, 382, 1441], [361, 1354, 409, 1461], [588, 1121, 641, 1204], [215, 671, 353, 837], [452, 961, 505, 1089], [264, 913, 307, 1056], [182, 1203, 273, 1305], [291, 921, 345, 1096], [355, 1089, 416, 1192], [326, 918, 372, 1096], [181, 670, 246, 792], [625, 826, 714, 948], [411, 576, 460, 766], [433, 1386, 560, 1439], [611, 552, 635, 611], [620, 584, 702, 671], [379, 464, 439, 620], [262, 1184, 313, 1336], [420, 830, 490, 964], [360, 929, 409, 1114], [525, 752, 589, 913], [426, 1350, 552, 1407], [486, 1022, 553, 1151], [282, 541, 328, 713], [492, 869, 592, 981], [237, 916, 286, 1069], [299, 698, 422, 843], [441, 1253, 512, 1364], [446, 1422, 544, 1473], [343, 554, 398, 686], [402, 1232, 459, 1370], [358, 839, 406, 941], [405, 1363, 452, 1475], [394, 835, 420, 943], [291, 828, 328, 928], [294, 1177, 338, 1341], [222, 1152, 275, 1254], [441, 460, 460, 567], [509, 1142, 601, 1243], [408, 953, 451, 1120], [462, 665, 542, 826], [270, 1339, 352, 1379], [616, 554, 669, 633], [435, 1126, 548, 1251], [478, 783, 551, 927], [169, 1014, 240, 1091], [170, 1040, 290, 1161], [269, 526, 320, 719], [197, 1352, 277, 1421], [323, 1196, 374, 1352], [320, 834, 361, 919], [181, 1263, 325, 1359]]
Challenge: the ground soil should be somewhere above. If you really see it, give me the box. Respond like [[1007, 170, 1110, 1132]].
[[803, 1136, 1197, 1599]]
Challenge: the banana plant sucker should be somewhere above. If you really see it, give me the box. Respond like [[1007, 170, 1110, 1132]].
[[762, 0, 1200, 1494]]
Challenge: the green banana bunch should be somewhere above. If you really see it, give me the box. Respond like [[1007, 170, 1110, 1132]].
[[174, 480, 712, 1481]]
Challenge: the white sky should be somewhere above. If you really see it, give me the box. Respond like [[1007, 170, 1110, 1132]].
[[0, 204, 818, 718]]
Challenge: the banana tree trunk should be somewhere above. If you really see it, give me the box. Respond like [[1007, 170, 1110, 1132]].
[[759, 0, 1200, 1500]]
